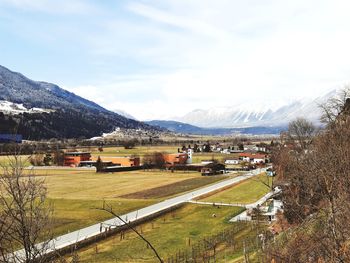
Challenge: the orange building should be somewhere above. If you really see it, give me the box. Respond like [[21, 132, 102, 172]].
[[163, 153, 188, 165], [64, 152, 91, 166], [91, 156, 140, 167]]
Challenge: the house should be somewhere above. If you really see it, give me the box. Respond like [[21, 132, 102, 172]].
[[230, 145, 244, 153], [63, 152, 91, 166], [265, 199, 284, 222], [239, 153, 268, 164]]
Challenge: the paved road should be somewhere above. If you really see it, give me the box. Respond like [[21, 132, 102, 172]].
[[14, 168, 267, 261]]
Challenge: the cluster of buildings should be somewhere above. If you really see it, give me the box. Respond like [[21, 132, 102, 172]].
[[63, 152, 140, 168], [61, 142, 271, 175]]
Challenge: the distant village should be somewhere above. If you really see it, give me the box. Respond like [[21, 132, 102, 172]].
[[47, 141, 273, 176]]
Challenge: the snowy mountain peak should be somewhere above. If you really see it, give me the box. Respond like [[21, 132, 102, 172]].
[[174, 89, 338, 128]]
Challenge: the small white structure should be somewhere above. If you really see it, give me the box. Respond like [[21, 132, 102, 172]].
[[225, 159, 240, 165], [186, 149, 193, 164], [251, 158, 265, 164], [264, 200, 284, 221]]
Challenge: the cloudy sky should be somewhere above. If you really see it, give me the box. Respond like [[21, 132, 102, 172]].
[[1, 0, 350, 120]]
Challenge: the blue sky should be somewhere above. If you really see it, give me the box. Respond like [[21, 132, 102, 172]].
[[1, 0, 350, 120]]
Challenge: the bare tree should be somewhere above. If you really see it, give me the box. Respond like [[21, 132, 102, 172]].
[[143, 152, 166, 169], [320, 87, 350, 124], [98, 204, 163, 263], [0, 154, 53, 263], [287, 117, 316, 151]]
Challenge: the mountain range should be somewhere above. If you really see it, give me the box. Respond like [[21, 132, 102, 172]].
[[0, 65, 155, 140], [172, 91, 335, 128], [146, 120, 286, 135]]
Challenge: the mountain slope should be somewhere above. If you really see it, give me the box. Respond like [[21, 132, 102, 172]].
[[0, 65, 154, 139]]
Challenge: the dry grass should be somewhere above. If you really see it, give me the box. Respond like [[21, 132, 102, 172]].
[[120, 176, 226, 199], [40, 169, 201, 200], [28, 168, 222, 236]]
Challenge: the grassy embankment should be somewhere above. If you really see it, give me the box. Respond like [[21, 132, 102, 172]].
[[201, 173, 273, 204]]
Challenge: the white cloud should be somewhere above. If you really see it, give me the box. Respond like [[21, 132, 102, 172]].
[[3, 0, 350, 120]]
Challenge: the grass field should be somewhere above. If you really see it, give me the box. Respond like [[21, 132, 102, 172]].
[[67, 204, 245, 263], [0, 155, 30, 167], [201, 174, 272, 204], [26, 168, 228, 237], [90, 145, 180, 157], [40, 169, 220, 200]]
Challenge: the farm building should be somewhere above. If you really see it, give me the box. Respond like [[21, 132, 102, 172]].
[[163, 153, 188, 165], [63, 152, 91, 166], [91, 156, 141, 167], [201, 163, 225, 176]]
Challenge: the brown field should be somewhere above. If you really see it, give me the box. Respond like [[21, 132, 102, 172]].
[[120, 175, 226, 199]]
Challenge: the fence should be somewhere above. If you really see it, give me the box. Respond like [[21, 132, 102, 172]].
[[164, 222, 267, 263]]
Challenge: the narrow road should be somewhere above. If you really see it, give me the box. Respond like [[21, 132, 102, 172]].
[[14, 168, 267, 261]]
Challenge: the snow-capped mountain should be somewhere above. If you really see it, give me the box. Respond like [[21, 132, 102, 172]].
[[175, 90, 337, 128]]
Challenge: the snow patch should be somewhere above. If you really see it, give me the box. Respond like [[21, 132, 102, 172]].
[[0, 100, 53, 115]]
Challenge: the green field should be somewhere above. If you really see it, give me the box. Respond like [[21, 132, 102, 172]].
[[68, 204, 245, 262], [201, 174, 272, 204]]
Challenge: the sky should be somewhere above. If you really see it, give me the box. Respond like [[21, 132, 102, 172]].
[[1, 0, 350, 120]]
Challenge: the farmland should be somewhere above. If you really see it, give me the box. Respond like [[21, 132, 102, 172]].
[[0, 145, 271, 262], [60, 172, 270, 262], [29, 168, 228, 237]]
